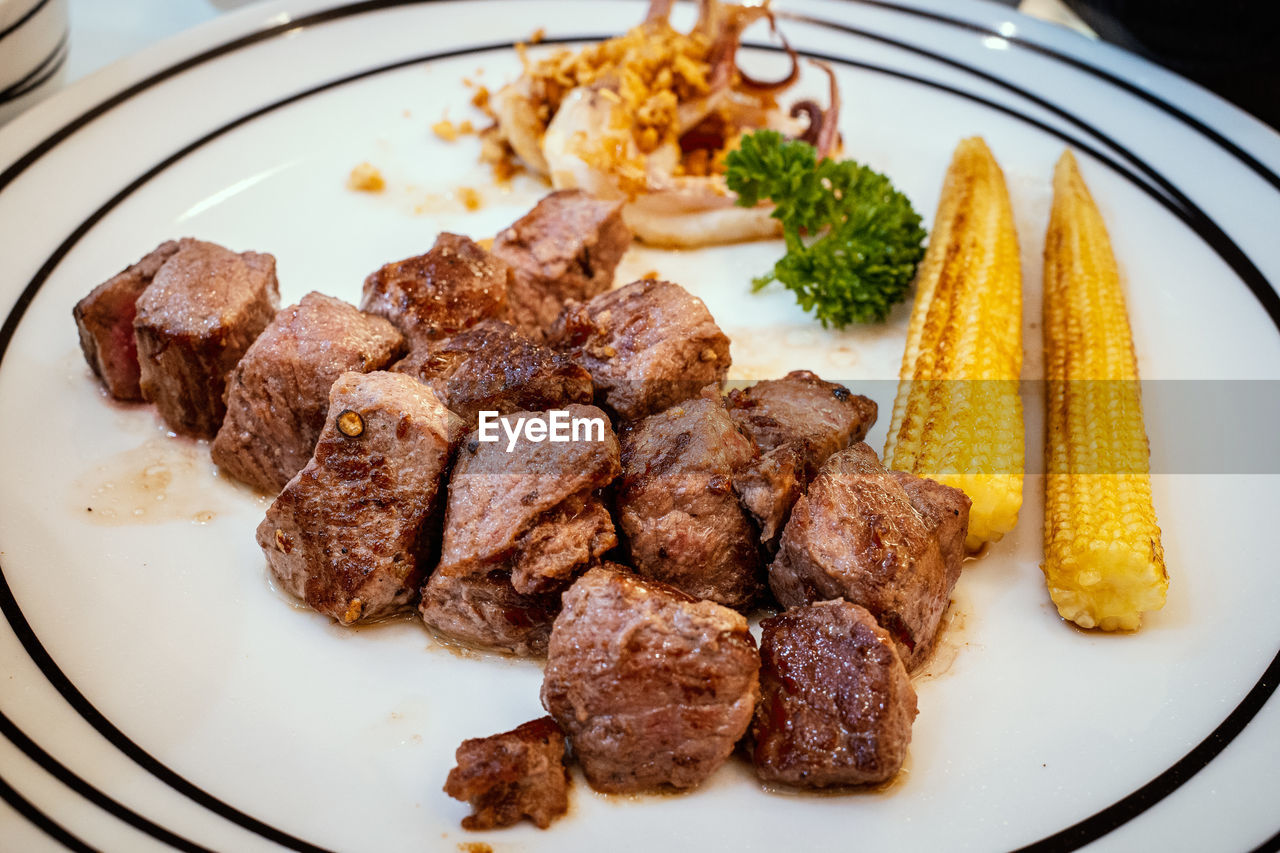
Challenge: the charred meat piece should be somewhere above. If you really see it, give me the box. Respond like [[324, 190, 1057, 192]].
[[133, 240, 279, 437], [541, 566, 760, 793], [257, 371, 463, 624], [419, 569, 563, 657], [550, 279, 730, 421], [617, 395, 761, 609], [769, 443, 949, 670], [392, 320, 592, 428], [73, 239, 182, 401], [212, 293, 406, 493], [360, 233, 511, 344], [492, 190, 632, 341], [444, 717, 570, 830], [733, 444, 805, 545], [726, 371, 878, 470], [890, 470, 971, 594], [752, 600, 917, 788], [439, 404, 620, 595], [727, 371, 878, 544]]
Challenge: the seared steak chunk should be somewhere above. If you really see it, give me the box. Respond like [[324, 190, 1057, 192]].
[[752, 600, 917, 787], [732, 444, 804, 544], [550, 279, 730, 421], [73, 239, 182, 401], [212, 292, 405, 492], [769, 443, 949, 670], [257, 371, 463, 624], [419, 569, 562, 657], [444, 717, 570, 830], [541, 566, 760, 793], [890, 470, 971, 594], [439, 404, 620, 595], [133, 240, 279, 437], [617, 395, 761, 609], [492, 190, 632, 340], [392, 320, 592, 428], [727, 371, 878, 544], [360, 233, 511, 344], [726, 371, 877, 469]]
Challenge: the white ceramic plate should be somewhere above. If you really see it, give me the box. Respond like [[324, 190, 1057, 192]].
[[1, 1, 1278, 851]]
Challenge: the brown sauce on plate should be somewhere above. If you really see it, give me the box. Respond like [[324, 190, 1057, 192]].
[[74, 437, 221, 525]]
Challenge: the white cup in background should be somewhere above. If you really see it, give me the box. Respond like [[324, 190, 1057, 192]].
[[0, 0, 70, 126]]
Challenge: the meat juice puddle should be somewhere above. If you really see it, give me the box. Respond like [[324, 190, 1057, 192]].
[[755, 753, 913, 798], [73, 436, 223, 525], [913, 601, 968, 683]]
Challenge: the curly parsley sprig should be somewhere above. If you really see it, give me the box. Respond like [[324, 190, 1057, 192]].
[[725, 130, 927, 328]]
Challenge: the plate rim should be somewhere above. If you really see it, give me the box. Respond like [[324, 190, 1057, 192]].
[[1, 1, 1278, 851]]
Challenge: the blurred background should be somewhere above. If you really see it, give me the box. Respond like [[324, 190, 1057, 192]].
[[1022, 0, 1279, 128]]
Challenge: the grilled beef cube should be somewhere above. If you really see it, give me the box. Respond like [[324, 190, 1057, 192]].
[[211, 293, 406, 493], [444, 717, 570, 830], [257, 371, 463, 624], [890, 470, 971, 594], [769, 443, 949, 670], [732, 444, 805, 544], [726, 370, 877, 474], [439, 404, 620, 595], [541, 566, 760, 793], [133, 240, 279, 437], [726, 371, 878, 544], [751, 600, 917, 787], [617, 395, 762, 609], [419, 569, 562, 657], [360, 233, 511, 345], [391, 320, 592, 428], [73, 239, 182, 401], [492, 190, 632, 341], [550, 279, 730, 421]]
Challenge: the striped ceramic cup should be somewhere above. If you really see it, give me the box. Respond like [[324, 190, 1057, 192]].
[[0, 0, 69, 125]]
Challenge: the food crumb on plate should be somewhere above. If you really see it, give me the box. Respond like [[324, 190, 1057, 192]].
[[433, 118, 475, 141], [457, 187, 483, 211], [346, 162, 385, 192]]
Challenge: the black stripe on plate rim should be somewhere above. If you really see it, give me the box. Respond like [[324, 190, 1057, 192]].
[[0, 771, 96, 853], [0, 0, 53, 44], [0, 31, 68, 105], [0, 710, 212, 852], [0, 0, 1277, 200], [0, 12, 1275, 853], [839, 0, 1280, 195], [1249, 826, 1280, 853]]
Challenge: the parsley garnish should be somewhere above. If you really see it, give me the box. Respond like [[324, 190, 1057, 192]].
[[725, 130, 927, 327]]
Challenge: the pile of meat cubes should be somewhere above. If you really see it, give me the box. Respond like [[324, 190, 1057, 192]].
[[74, 189, 970, 830]]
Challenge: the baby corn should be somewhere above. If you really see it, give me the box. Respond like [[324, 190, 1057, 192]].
[[884, 137, 1024, 550], [1041, 150, 1166, 631]]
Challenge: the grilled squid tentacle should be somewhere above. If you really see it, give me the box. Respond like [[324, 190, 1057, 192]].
[[735, 15, 800, 94], [703, 1, 796, 93], [789, 61, 841, 157], [645, 0, 676, 25], [492, 0, 841, 247]]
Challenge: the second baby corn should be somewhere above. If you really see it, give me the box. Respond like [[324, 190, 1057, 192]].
[[1041, 150, 1167, 631], [884, 137, 1024, 550]]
